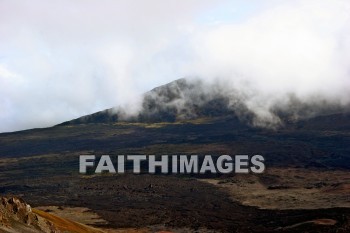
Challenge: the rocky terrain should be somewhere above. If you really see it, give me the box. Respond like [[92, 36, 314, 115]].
[[0, 196, 108, 233], [0, 196, 49, 232]]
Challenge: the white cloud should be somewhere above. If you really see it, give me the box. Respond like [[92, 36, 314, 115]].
[[188, 0, 350, 122], [0, 0, 349, 132]]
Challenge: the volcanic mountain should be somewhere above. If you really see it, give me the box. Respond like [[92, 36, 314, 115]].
[[60, 78, 350, 131], [59, 78, 243, 125], [0, 78, 350, 232]]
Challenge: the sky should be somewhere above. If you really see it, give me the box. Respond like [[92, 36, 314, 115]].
[[1, 0, 350, 132]]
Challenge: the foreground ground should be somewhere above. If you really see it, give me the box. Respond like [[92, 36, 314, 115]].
[[0, 113, 350, 232]]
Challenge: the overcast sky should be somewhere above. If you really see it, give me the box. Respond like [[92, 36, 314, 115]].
[[1, 0, 350, 132]]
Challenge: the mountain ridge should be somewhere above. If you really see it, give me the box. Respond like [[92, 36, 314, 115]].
[[58, 78, 350, 130]]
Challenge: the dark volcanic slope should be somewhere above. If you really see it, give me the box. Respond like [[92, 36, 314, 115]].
[[1, 112, 349, 168], [7, 77, 345, 169]]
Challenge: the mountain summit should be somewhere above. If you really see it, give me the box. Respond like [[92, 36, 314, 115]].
[[59, 78, 349, 130], [58, 78, 249, 126]]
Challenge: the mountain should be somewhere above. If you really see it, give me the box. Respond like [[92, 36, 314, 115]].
[[59, 78, 350, 130], [58, 78, 250, 125], [0, 78, 350, 232]]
